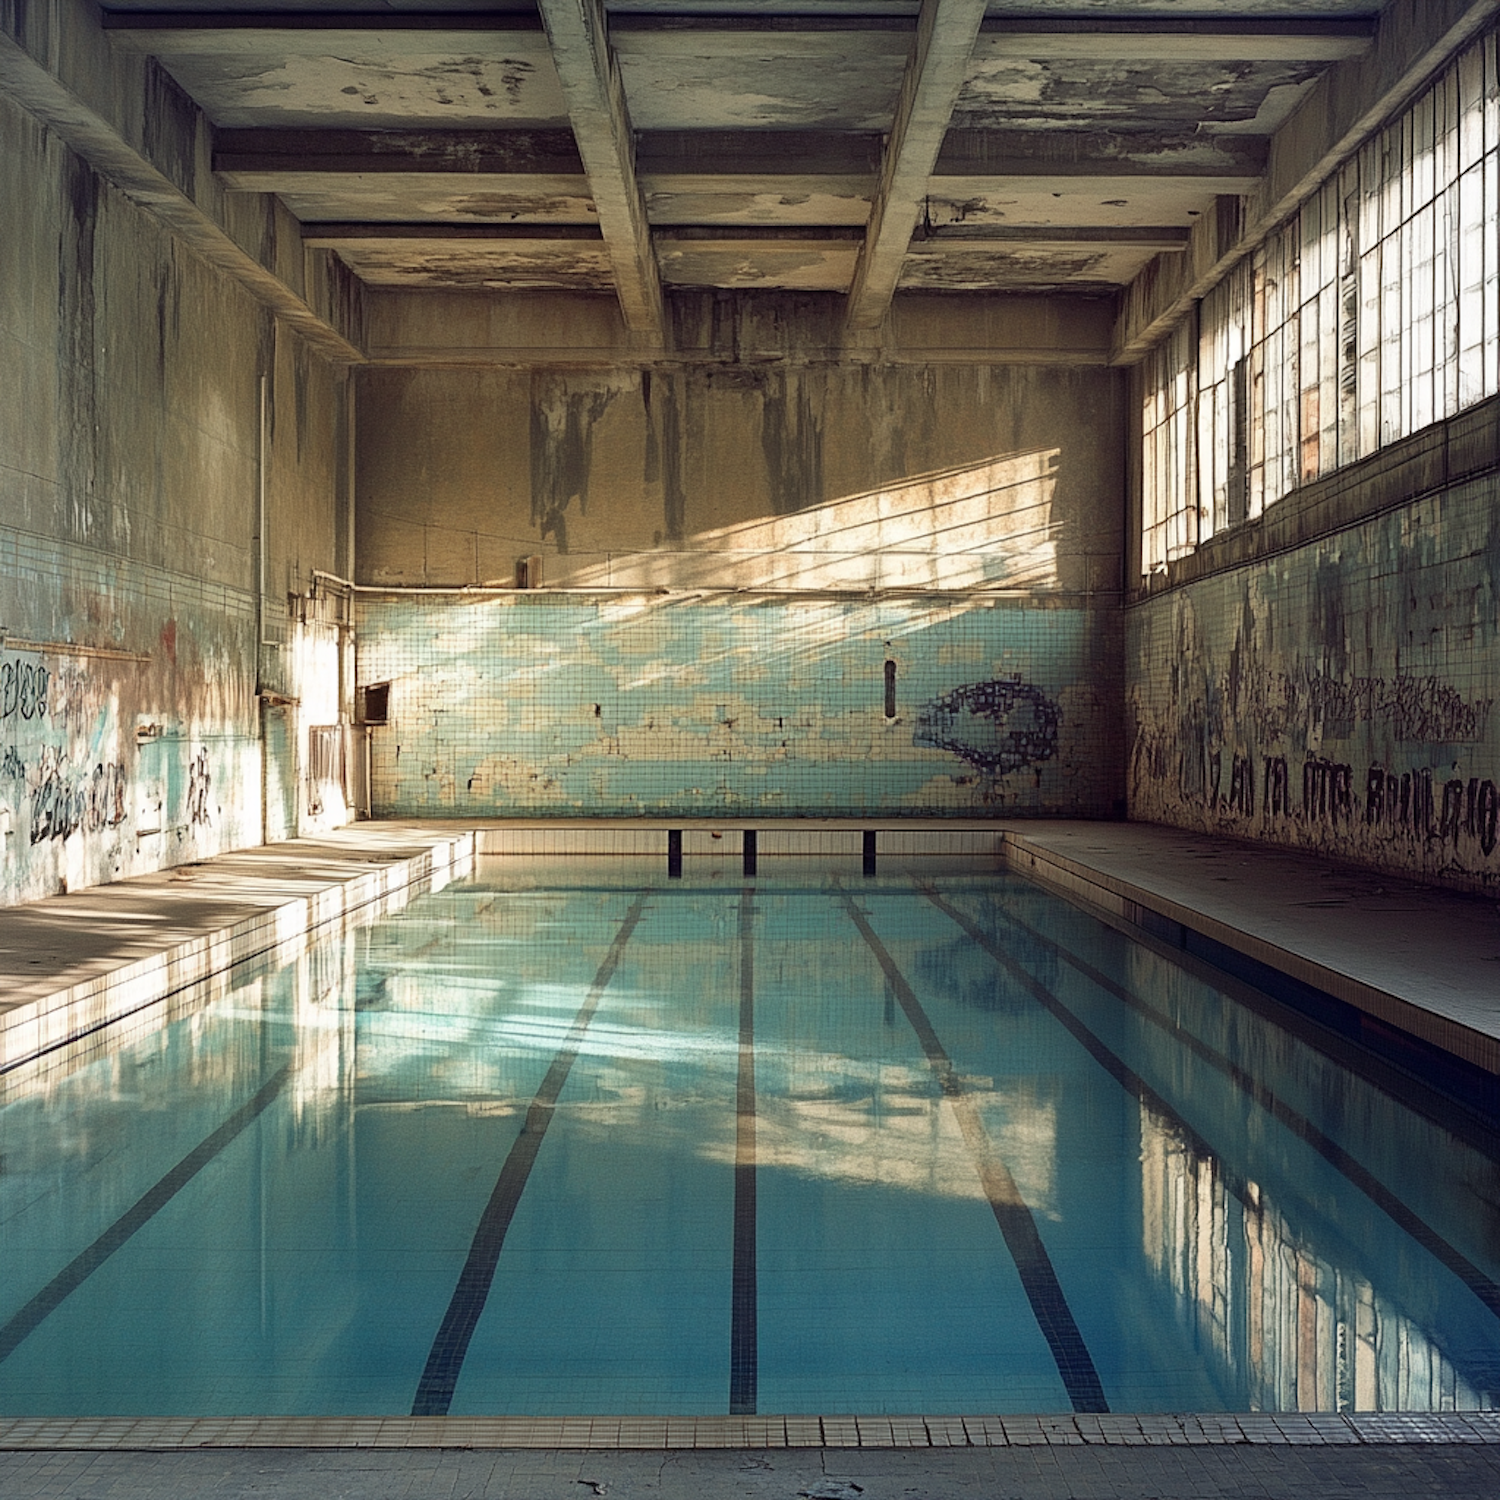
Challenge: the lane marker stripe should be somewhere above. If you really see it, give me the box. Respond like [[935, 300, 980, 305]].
[[933, 884, 1500, 1327], [730, 889, 758, 1416], [0, 1065, 294, 1364], [835, 888, 1109, 1415], [411, 891, 651, 1417]]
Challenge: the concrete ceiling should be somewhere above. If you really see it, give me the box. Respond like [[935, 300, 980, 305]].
[[101, 0, 1389, 324]]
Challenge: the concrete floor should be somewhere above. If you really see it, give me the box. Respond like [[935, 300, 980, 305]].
[[3, 817, 1500, 1496], [5, 1441, 1500, 1499]]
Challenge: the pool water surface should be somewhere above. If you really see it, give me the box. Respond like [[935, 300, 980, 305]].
[[1, 859, 1497, 1417]]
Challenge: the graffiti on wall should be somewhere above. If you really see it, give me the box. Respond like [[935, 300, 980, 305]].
[[357, 596, 1119, 819], [1, 647, 229, 877], [913, 677, 1061, 775], [0, 659, 50, 723], [25, 747, 128, 844], [1128, 519, 1500, 882]]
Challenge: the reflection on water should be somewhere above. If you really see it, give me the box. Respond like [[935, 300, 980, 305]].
[[1141, 1104, 1497, 1412], [2, 868, 1500, 1415]]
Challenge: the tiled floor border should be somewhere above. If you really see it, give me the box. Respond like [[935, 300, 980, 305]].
[[0, 1413, 1496, 1450]]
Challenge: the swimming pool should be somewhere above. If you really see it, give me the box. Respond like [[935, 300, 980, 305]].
[[1, 857, 1497, 1417]]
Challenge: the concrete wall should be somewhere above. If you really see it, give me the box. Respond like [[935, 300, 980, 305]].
[[353, 317, 1124, 821], [0, 92, 351, 905], [355, 312, 1121, 595], [1126, 409, 1500, 891]]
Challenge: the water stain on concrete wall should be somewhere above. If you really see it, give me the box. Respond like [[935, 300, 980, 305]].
[[528, 374, 625, 552]]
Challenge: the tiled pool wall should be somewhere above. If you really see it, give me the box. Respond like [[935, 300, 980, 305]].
[[354, 593, 1124, 820], [1126, 467, 1500, 892]]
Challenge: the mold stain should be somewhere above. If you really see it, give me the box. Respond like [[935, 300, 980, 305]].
[[529, 377, 624, 551], [759, 372, 823, 516]]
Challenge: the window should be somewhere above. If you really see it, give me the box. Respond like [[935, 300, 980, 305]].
[[1139, 28, 1500, 577]]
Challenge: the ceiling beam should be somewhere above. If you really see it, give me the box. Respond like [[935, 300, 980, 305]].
[[913, 225, 1189, 250], [974, 18, 1374, 61], [103, 11, 1372, 62], [844, 0, 989, 336], [102, 10, 545, 36], [214, 129, 584, 176], [636, 131, 883, 178], [212, 126, 1266, 183], [934, 130, 1267, 179], [303, 223, 603, 246], [534, 0, 663, 344]]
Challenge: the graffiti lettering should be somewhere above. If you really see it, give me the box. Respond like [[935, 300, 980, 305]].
[[1365, 765, 1435, 838], [1263, 756, 1289, 819], [186, 747, 212, 826], [1433, 774, 1499, 856], [0, 746, 23, 780], [1302, 758, 1353, 824], [1227, 754, 1254, 817], [0, 660, 50, 722], [27, 748, 127, 844], [1246, 669, 1492, 746]]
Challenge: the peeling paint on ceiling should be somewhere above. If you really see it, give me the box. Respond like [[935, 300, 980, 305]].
[[954, 57, 1327, 132], [142, 0, 1394, 296], [657, 241, 860, 289], [335, 244, 616, 289], [926, 176, 1247, 228], [900, 244, 1157, 288], [614, 33, 908, 131], [645, 178, 875, 225], [260, 179, 597, 223], [154, 41, 569, 129]]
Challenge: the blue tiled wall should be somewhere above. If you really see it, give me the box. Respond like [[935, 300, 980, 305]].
[[356, 593, 1123, 819]]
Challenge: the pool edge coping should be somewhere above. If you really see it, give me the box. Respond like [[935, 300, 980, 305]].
[[0, 830, 476, 1077], [996, 830, 1500, 1081], [0, 1412, 1497, 1449]]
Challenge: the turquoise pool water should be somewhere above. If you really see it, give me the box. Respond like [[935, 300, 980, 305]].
[[2, 859, 1498, 1417]]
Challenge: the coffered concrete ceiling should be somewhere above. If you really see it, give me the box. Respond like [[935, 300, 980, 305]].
[[98, 0, 1390, 338]]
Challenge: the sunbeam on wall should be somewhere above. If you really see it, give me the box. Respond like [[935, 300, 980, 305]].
[[564, 449, 1063, 592]]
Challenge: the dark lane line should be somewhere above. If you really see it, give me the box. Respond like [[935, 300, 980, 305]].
[[928, 884, 1500, 1325], [834, 888, 1109, 1414], [729, 889, 758, 1416], [0, 1064, 294, 1364], [411, 891, 652, 1417]]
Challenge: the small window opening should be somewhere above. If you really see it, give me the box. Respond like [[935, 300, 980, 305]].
[[360, 683, 391, 725]]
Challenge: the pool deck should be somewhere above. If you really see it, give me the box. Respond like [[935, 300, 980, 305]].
[[3, 815, 1500, 1487], [2, 1424, 1500, 1497]]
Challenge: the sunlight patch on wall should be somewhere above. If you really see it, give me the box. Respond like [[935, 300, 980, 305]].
[[563, 448, 1063, 592]]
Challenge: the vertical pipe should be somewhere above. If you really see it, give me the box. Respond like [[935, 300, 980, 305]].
[[257, 373, 269, 847]]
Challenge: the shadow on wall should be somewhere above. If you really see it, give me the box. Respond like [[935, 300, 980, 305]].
[[560, 449, 1062, 592]]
